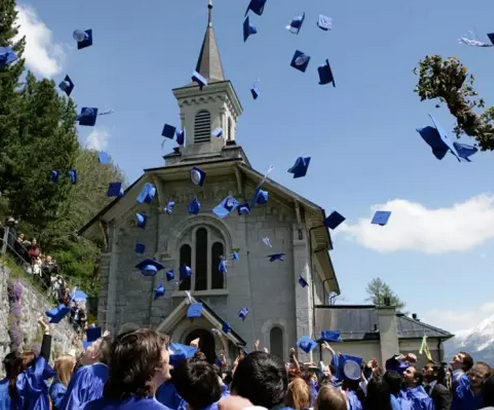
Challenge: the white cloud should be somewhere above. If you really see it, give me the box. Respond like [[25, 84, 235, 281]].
[[424, 302, 494, 333], [85, 128, 110, 151], [339, 195, 494, 254], [15, 4, 65, 77]]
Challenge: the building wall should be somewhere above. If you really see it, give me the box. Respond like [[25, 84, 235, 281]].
[[399, 338, 444, 367]]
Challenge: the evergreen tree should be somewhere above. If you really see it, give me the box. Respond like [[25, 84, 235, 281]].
[[365, 277, 406, 312]]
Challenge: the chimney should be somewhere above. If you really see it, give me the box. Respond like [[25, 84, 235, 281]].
[[412, 313, 420, 321], [377, 305, 399, 368]]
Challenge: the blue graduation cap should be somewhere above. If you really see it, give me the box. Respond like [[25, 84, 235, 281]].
[[213, 196, 239, 219], [166, 269, 175, 282], [238, 203, 251, 215], [165, 201, 175, 214], [135, 243, 146, 254], [291, 50, 311, 73], [70, 289, 88, 302], [222, 322, 231, 334], [49, 170, 59, 183], [268, 253, 285, 262], [176, 129, 185, 146], [488, 33, 494, 46], [243, 17, 257, 42], [218, 257, 227, 274], [286, 12, 305, 35], [288, 157, 311, 178], [318, 60, 336, 87], [453, 142, 478, 162], [187, 303, 203, 318], [298, 275, 308, 288], [340, 354, 363, 381], [251, 84, 259, 100], [59, 75, 75, 97], [190, 166, 206, 187], [324, 211, 346, 230], [136, 183, 156, 204], [316, 331, 342, 344], [371, 211, 391, 226], [188, 198, 201, 215], [232, 251, 240, 261], [86, 326, 102, 343], [238, 307, 249, 321], [107, 182, 123, 198], [416, 114, 461, 161], [73, 29, 93, 50], [297, 336, 317, 354], [154, 284, 166, 300], [0, 46, 18, 68], [135, 259, 165, 277], [135, 213, 148, 229], [253, 188, 268, 206], [77, 107, 98, 127], [162, 124, 176, 140], [212, 128, 223, 138], [169, 343, 198, 367], [192, 70, 208, 89], [180, 264, 193, 281], [46, 304, 71, 324], [245, 0, 267, 17], [99, 151, 110, 164], [317, 15, 332, 31], [67, 170, 77, 184]]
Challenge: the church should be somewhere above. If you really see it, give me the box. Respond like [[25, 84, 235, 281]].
[[79, 1, 339, 362]]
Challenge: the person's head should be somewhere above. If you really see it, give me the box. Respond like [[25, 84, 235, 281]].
[[468, 362, 492, 391], [173, 358, 222, 410], [103, 329, 170, 400], [46, 256, 52, 263], [231, 351, 288, 409], [403, 366, 423, 387], [8, 352, 36, 399], [450, 352, 474, 372], [3, 352, 18, 378], [364, 374, 392, 410], [483, 376, 494, 407], [285, 377, 311, 410], [80, 336, 112, 366], [315, 385, 347, 410], [423, 361, 445, 384], [18, 233, 24, 240], [32, 238, 37, 246], [384, 371, 403, 396], [54, 355, 76, 387], [194, 351, 207, 362]]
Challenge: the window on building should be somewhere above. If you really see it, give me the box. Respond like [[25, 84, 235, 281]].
[[179, 244, 192, 291], [270, 327, 284, 359], [194, 111, 211, 144], [195, 228, 208, 291], [227, 118, 232, 141], [211, 242, 224, 289]]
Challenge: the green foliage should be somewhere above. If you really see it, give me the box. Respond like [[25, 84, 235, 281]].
[[414, 55, 494, 150], [365, 277, 406, 312]]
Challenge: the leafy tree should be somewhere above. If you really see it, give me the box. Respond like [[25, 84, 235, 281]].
[[365, 277, 406, 311]]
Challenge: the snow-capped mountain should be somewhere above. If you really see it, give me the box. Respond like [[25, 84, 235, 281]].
[[444, 314, 494, 365]]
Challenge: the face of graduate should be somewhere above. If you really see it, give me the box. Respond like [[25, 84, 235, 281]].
[[450, 353, 465, 369], [153, 345, 171, 388], [423, 365, 435, 381], [403, 367, 417, 385], [468, 364, 490, 389]]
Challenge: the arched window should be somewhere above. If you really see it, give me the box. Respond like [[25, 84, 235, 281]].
[[211, 242, 224, 289], [270, 327, 284, 359], [194, 111, 211, 144], [195, 228, 208, 291], [227, 118, 232, 141], [179, 244, 192, 291]]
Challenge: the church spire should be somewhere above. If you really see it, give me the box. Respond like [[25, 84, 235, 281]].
[[195, 0, 225, 83]]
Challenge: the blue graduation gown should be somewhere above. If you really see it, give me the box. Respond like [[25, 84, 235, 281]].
[[347, 391, 363, 410], [50, 379, 67, 410], [0, 378, 11, 410], [61, 363, 108, 410], [455, 383, 483, 410], [155, 382, 186, 410], [452, 371, 471, 410], [391, 395, 413, 410], [401, 386, 434, 410], [83, 397, 172, 410]]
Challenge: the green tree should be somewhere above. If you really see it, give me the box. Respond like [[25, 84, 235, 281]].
[[365, 277, 406, 311]]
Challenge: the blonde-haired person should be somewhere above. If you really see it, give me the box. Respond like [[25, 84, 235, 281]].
[[286, 378, 311, 410], [315, 385, 347, 410], [50, 355, 76, 410]]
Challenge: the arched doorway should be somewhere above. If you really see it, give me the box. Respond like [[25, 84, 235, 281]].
[[185, 329, 216, 364]]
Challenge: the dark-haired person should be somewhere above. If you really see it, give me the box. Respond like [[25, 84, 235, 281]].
[[423, 362, 451, 410], [82, 329, 172, 410], [384, 371, 412, 410], [363, 374, 393, 410], [61, 335, 112, 410], [480, 376, 494, 410], [231, 351, 288, 410], [451, 353, 474, 391], [0, 352, 18, 410], [456, 362, 492, 410], [401, 367, 434, 410]]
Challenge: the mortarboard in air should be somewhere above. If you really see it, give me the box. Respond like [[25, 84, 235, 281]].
[[0, 46, 18, 69], [317, 15, 332, 31], [244, 0, 267, 17], [318, 60, 336, 87], [212, 127, 223, 138], [49, 170, 59, 183], [238, 203, 251, 215], [180, 264, 193, 281], [162, 124, 176, 140], [176, 129, 185, 146], [268, 253, 285, 262], [290, 50, 311, 73], [324, 211, 346, 230], [371, 211, 391, 226], [169, 343, 198, 367], [86, 326, 102, 343], [67, 170, 77, 184], [286, 12, 305, 35], [253, 188, 268, 206], [135, 243, 146, 254], [135, 212, 148, 229], [251, 84, 259, 100], [288, 157, 311, 178], [416, 114, 461, 161], [262, 237, 272, 248], [166, 269, 175, 282], [187, 302, 203, 318], [188, 198, 201, 215], [99, 151, 110, 164], [70, 289, 88, 302], [73, 29, 93, 50], [154, 284, 166, 300], [453, 142, 478, 162], [238, 307, 249, 321], [213, 196, 239, 219], [77, 107, 98, 126], [190, 166, 206, 187], [135, 259, 165, 277], [243, 17, 257, 42], [46, 304, 71, 324], [298, 275, 308, 288], [488, 33, 494, 46], [59, 75, 75, 97], [222, 322, 231, 334], [165, 201, 175, 214], [192, 70, 208, 89], [136, 182, 156, 204], [316, 330, 342, 344], [218, 257, 227, 274], [296, 336, 317, 354], [107, 182, 123, 198], [232, 251, 240, 261], [341, 355, 363, 381]]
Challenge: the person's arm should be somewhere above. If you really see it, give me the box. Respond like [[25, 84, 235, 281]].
[[39, 317, 52, 360], [289, 348, 300, 371]]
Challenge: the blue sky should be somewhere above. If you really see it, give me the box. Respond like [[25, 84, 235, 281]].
[[18, 0, 494, 333]]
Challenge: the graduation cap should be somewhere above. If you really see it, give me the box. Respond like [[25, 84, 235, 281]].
[[180, 264, 193, 281], [324, 211, 346, 230], [416, 114, 461, 161], [262, 237, 272, 248], [253, 188, 268, 205], [243, 17, 257, 42], [99, 151, 110, 164], [169, 343, 198, 367], [222, 322, 231, 334], [166, 269, 175, 282], [213, 196, 239, 219], [165, 201, 175, 214], [291, 50, 311, 73], [107, 182, 123, 197], [488, 33, 494, 46], [135, 213, 148, 229], [298, 275, 308, 288], [135, 243, 146, 254], [136, 183, 156, 204], [192, 70, 207, 89], [0, 46, 18, 68], [154, 284, 166, 300], [67, 170, 77, 184], [453, 142, 478, 162], [316, 331, 342, 344], [176, 129, 185, 146], [188, 198, 201, 215], [190, 166, 206, 187], [49, 170, 59, 183], [218, 257, 227, 274], [317, 15, 332, 31], [232, 251, 240, 261], [86, 326, 102, 343], [318, 60, 336, 87], [296, 336, 317, 354], [70, 289, 88, 302], [46, 304, 71, 324], [238, 307, 249, 321], [245, 0, 267, 17], [340, 355, 363, 381], [288, 157, 311, 178], [238, 203, 251, 215], [162, 124, 176, 140], [59, 75, 75, 97], [187, 302, 203, 318], [73, 29, 93, 50], [286, 12, 305, 35], [77, 107, 98, 126], [212, 128, 223, 138], [135, 259, 165, 277], [251, 84, 259, 100], [371, 211, 391, 226], [268, 253, 285, 262]]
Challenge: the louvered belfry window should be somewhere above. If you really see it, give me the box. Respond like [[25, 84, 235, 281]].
[[194, 111, 211, 143]]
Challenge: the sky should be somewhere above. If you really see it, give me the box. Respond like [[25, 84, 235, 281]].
[[16, 0, 494, 334]]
